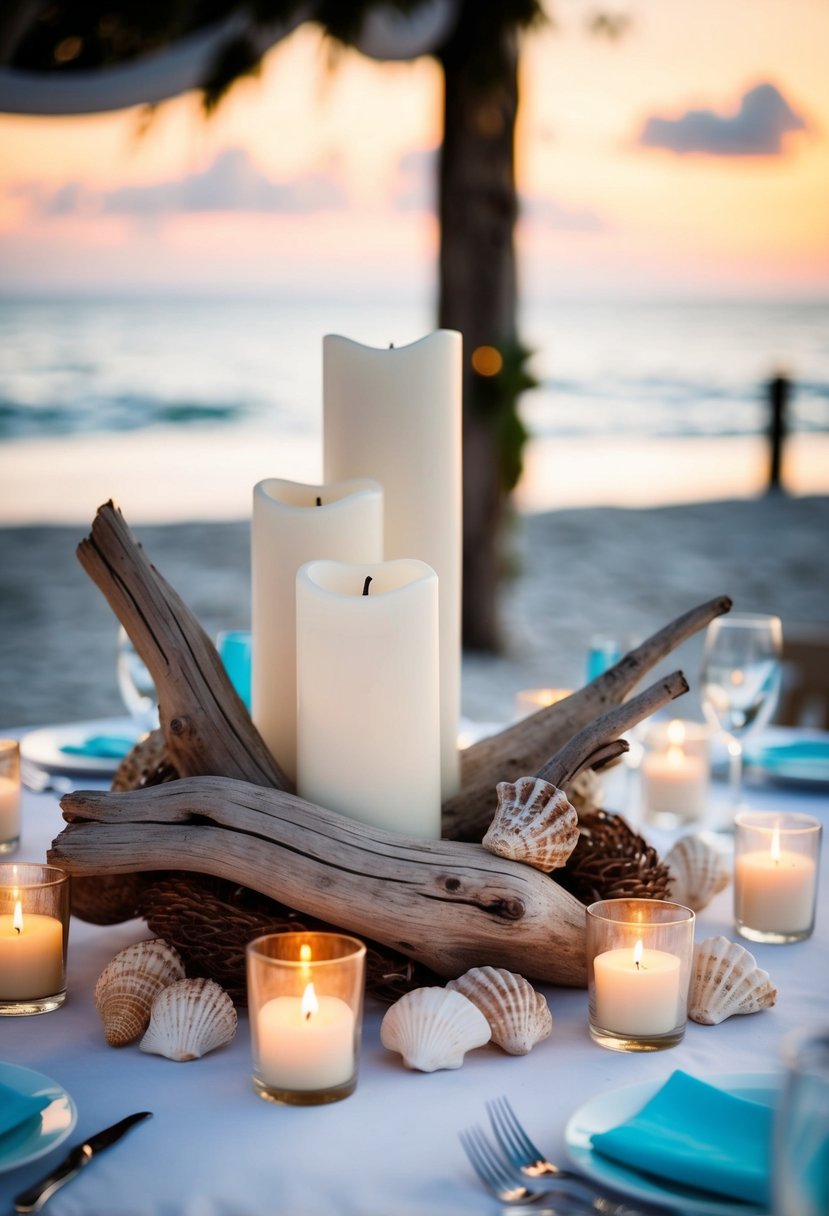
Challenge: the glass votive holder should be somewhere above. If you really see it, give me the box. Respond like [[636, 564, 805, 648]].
[[586, 898, 695, 1052], [0, 739, 21, 854], [640, 719, 710, 829], [585, 635, 623, 682], [0, 864, 70, 1015], [514, 687, 572, 720], [734, 811, 822, 944], [246, 931, 366, 1106], [773, 1024, 829, 1216]]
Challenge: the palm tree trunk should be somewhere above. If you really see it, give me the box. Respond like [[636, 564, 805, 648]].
[[438, 3, 519, 651]]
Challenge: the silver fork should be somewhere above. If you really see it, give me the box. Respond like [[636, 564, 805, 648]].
[[459, 1125, 660, 1215]]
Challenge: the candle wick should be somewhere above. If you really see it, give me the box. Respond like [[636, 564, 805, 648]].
[[305, 1010, 312, 1022], [362, 576, 373, 596], [315, 496, 322, 507], [635, 959, 640, 971], [14, 925, 20, 936]]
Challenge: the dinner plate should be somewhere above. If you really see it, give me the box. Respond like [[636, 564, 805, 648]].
[[564, 1072, 777, 1216], [20, 718, 140, 778], [0, 1061, 77, 1174], [744, 737, 829, 790]]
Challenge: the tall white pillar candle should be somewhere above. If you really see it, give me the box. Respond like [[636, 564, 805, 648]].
[[296, 558, 441, 837], [252, 478, 383, 782], [323, 331, 462, 798]]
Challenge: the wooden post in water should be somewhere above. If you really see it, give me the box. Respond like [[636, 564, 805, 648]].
[[767, 372, 790, 493]]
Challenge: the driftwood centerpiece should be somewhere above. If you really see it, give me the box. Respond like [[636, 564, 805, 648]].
[[49, 502, 731, 990]]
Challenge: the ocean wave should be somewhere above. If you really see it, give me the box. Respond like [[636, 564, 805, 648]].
[[0, 394, 246, 440]]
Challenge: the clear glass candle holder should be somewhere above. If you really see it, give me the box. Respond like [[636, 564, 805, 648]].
[[640, 719, 710, 830], [734, 811, 822, 944], [586, 898, 695, 1052], [246, 931, 366, 1106], [513, 688, 572, 720], [773, 1025, 829, 1216], [0, 864, 69, 1015], [0, 739, 21, 854]]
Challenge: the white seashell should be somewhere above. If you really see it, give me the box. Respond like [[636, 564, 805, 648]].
[[140, 978, 237, 1061], [482, 777, 578, 872], [380, 986, 491, 1072], [95, 938, 185, 1047], [688, 935, 778, 1025], [447, 966, 552, 1055], [664, 835, 730, 912]]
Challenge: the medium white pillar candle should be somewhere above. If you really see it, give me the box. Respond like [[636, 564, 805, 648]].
[[296, 558, 441, 837], [251, 478, 383, 782], [593, 941, 682, 1037], [735, 841, 817, 934], [0, 775, 20, 846], [323, 331, 462, 798], [257, 984, 355, 1092], [0, 902, 64, 1000]]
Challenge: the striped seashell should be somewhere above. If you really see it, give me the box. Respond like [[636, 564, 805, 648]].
[[380, 986, 491, 1072], [483, 776, 579, 872], [447, 966, 552, 1055], [95, 938, 185, 1047], [140, 978, 237, 1061], [665, 835, 730, 912], [688, 935, 778, 1025]]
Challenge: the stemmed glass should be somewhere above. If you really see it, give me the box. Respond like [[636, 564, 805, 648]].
[[700, 613, 782, 817], [116, 626, 159, 734]]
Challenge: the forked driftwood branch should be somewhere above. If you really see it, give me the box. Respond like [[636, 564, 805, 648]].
[[50, 501, 730, 988]]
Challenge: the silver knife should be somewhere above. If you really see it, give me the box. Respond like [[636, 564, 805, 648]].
[[13, 1111, 152, 1213]]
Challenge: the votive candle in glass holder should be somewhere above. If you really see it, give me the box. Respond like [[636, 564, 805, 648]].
[[734, 811, 821, 944], [640, 719, 710, 829], [246, 931, 366, 1106], [514, 688, 572, 720], [0, 864, 69, 1014], [0, 739, 21, 854], [586, 898, 695, 1052]]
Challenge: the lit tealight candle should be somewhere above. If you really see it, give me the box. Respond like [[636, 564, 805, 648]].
[[257, 981, 356, 1093], [593, 938, 683, 1038], [735, 820, 819, 939], [514, 688, 572, 720], [0, 899, 64, 1002]]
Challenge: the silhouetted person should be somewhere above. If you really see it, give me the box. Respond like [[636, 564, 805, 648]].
[[767, 372, 790, 494]]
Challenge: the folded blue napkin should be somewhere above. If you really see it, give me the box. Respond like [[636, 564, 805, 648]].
[[747, 739, 829, 780], [590, 1070, 774, 1206], [60, 734, 135, 759], [0, 1080, 51, 1144]]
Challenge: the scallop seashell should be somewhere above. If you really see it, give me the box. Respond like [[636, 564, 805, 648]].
[[95, 938, 185, 1047], [380, 986, 491, 1072], [447, 966, 552, 1055], [688, 935, 778, 1025], [140, 978, 237, 1061], [664, 835, 730, 912], [482, 777, 578, 872]]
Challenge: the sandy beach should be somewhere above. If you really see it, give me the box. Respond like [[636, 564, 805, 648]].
[[1, 492, 827, 731]]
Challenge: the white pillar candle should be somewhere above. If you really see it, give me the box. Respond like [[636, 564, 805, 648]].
[[251, 478, 383, 782], [593, 941, 682, 1037], [735, 835, 817, 934], [323, 331, 462, 798], [0, 775, 20, 845], [257, 983, 355, 1091], [296, 558, 441, 837], [0, 902, 64, 1001]]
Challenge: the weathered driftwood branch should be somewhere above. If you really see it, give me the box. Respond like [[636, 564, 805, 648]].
[[52, 779, 589, 986], [445, 595, 731, 839], [78, 501, 286, 789]]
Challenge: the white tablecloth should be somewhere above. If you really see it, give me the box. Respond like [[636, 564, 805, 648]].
[[1, 748, 827, 1216]]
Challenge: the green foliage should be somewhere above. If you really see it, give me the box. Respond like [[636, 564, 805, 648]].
[[471, 340, 538, 493]]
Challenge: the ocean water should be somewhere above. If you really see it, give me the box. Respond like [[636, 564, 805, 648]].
[[1, 296, 827, 446]]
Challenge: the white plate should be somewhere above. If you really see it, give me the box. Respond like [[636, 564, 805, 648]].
[[565, 1072, 777, 1216], [0, 1061, 77, 1173], [20, 718, 140, 778]]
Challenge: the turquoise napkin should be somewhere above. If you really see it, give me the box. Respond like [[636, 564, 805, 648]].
[[0, 1080, 51, 1143], [747, 739, 829, 781], [60, 734, 135, 759], [590, 1070, 774, 1205]]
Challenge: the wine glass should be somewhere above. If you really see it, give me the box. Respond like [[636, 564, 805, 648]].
[[700, 613, 782, 816], [116, 626, 159, 734]]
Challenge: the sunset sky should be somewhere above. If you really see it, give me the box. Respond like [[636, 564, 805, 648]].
[[0, 0, 827, 301]]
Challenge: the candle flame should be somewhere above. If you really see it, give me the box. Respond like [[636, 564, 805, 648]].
[[770, 825, 781, 864], [301, 982, 319, 1021], [729, 669, 745, 687], [299, 944, 312, 963], [633, 940, 643, 970], [13, 900, 22, 934], [666, 719, 686, 747]]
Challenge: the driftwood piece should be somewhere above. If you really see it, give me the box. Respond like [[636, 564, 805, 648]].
[[77, 502, 286, 788], [446, 594, 731, 840]]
